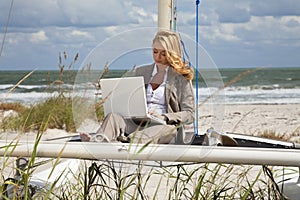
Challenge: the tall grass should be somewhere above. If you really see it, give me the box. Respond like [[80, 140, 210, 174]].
[[51, 161, 287, 199], [0, 155, 289, 199]]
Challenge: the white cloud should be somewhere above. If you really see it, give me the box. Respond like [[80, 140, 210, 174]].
[[29, 30, 49, 43], [104, 26, 119, 36], [71, 30, 90, 37], [281, 16, 300, 28]]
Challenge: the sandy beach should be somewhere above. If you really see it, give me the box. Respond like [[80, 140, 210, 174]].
[[1, 103, 299, 142], [198, 103, 300, 140]]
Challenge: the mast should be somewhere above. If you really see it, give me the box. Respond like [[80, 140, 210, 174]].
[[158, 0, 172, 30]]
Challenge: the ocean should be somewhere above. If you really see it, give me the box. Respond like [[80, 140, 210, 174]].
[[0, 67, 299, 105]]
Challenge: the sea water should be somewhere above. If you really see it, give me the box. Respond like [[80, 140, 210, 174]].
[[0, 67, 299, 105]]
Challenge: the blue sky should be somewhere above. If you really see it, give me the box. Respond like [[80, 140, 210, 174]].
[[0, 0, 300, 70]]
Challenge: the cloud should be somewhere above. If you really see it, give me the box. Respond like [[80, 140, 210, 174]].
[[29, 30, 49, 43], [56, 0, 137, 27], [0, 0, 66, 28], [0, 0, 150, 29], [0, 0, 300, 69], [214, 1, 251, 23], [70, 30, 90, 37], [283, 16, 300, 28], [249, 0, 300, 17]]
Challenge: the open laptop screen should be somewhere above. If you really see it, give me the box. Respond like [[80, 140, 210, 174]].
[[100, 76, 148, 118], [100, 76, 166, 125]]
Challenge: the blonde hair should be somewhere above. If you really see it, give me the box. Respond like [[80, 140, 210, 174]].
[[153, 30, 194, 80]]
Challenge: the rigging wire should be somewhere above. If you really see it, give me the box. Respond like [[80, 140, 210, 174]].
[[173, 0, 177, 31], [0, 0, 14, 57], [195, 0, 200, 135], [180, 39, 193, 68]]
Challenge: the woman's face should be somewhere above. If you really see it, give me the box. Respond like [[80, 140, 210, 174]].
[[152, 41, 169, 67]]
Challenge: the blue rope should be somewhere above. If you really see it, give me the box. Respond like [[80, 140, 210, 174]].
[[180, 40, 193, 68], [195, 0, 200, 135]]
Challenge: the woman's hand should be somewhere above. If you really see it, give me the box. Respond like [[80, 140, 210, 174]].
[[148, 109, 166, 121]]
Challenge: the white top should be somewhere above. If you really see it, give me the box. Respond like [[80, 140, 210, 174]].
[[146, 65, 169, 115]]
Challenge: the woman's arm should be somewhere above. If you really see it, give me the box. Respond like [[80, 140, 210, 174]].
[[164, 78, 195, 125]]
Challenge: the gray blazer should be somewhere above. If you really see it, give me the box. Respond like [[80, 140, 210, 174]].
[[133, 63, 195, 126]]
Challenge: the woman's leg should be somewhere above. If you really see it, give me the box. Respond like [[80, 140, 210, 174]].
[[80, 113, 141, 142], [81, 113, 177, 144], [129, 124, 177, 144], [96, 113, 127, 141]]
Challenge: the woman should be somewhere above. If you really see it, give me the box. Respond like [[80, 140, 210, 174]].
[[81, 30, 195, 144]]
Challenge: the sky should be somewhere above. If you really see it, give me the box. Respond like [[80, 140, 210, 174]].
[[0, 0, 300, 70]]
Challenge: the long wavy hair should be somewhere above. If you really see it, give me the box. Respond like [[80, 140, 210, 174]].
[[152, 30, 194, 81]]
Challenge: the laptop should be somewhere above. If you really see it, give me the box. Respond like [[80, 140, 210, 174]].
[[100, 76, 166, 125]]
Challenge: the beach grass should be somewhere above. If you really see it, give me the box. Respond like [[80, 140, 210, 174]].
[[0, 102, 27, 113], [256, 128, 300, 143], [1, 157, 287, 199], [0, 96, 104, 133]]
